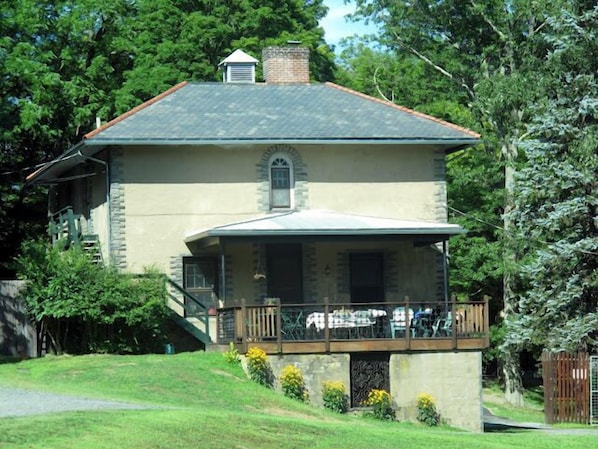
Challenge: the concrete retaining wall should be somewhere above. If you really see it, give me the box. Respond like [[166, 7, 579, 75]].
[[390, 351, 483, 431], [267, 353, 350, 408], [0, 280, 37, 358], [248, 350, 482, 432]]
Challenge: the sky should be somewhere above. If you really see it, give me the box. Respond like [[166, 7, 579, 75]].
[[319, 0, 378, 48]]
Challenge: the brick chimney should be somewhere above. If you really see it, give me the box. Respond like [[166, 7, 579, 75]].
[[262, 43, 310, 84]]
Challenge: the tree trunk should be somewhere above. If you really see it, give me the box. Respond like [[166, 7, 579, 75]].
[[502, 154, 524, 406], [502, 344, 524, 406]]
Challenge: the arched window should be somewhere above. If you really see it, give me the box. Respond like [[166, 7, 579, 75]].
[[269, 155, 293, 209]]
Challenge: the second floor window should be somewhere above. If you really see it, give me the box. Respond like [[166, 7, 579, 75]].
[[270, 156, 292, 208]]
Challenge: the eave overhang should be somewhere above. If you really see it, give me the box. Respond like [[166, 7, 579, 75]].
[[184, 210, 466, 248], [25, 141, 107, 185], [26, 137, 478, 185]]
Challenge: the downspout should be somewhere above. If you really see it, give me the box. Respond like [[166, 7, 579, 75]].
[[76, 149, 111, 263]]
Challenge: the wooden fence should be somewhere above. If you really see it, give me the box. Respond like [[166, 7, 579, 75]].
[[542, 351, 590, 424]]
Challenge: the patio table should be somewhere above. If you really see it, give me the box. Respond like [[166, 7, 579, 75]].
[[306, 309, 386, 331]]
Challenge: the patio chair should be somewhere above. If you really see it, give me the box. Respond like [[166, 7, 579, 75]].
[[412, 310, 433, 337], [281, 310, 304, 341], [432, 312, 452, 337], [390, 307, 413, 338]]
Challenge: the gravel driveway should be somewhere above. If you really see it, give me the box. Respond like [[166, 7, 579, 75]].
[[0, 387, 157, 418]]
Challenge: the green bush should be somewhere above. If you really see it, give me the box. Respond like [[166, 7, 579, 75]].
[[362, 389, 395, 421], [245, 347, 273, 387], [416, 392, 441, 426], [280, 364, 309, 402], [16, 240, 170, 354], [322, 381, 349, 413], [223, 342, 240, 364]]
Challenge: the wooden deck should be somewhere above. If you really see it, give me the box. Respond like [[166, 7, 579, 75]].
[[217, 299, 489, 354]]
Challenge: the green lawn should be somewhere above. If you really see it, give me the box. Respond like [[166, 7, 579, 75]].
[[483, 381, 546, 423], [0, 352, 594, 449]]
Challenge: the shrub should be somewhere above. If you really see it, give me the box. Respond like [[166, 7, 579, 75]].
[[363, 389, 395, 421], [416, 392, 440, 426], [15, 240, 170, 354], [223, 342, 240, 364], [245, 347, 273, 387], [280, 364, 309, 402], [322, 381, 349, 413]]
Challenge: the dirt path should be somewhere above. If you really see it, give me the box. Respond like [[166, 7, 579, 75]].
[[0, 387, 157, 418]]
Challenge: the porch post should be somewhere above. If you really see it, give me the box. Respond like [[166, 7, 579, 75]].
[[442, 240, 449, 306], [219, 239, 226, 303]]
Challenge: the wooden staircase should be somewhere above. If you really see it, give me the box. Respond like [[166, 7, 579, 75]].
[[49, 208, 102, 263], [49, 207, 211, 348], [167, 278, 212, 348], [81, 234, 103, 264]]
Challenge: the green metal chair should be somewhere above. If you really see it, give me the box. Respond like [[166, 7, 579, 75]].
[[281, 310, 304, 341]]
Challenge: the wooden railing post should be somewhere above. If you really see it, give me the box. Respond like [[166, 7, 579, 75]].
[[451, 295, 457, 350], [240, 298, 248, 354], [276, 300, 282, 354], [324, 296, 330, 353], [483, 295, 490, 347], [66, 207, 80, 245], [405, 296, 411, 350]]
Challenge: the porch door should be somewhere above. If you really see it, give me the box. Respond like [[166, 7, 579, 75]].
[[183, 257, 219, 314], [350, 253, 384, 303], [266, 243, 303, 304]]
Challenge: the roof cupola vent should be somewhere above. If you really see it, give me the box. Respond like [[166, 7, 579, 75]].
[[218, 49, 259, 84]]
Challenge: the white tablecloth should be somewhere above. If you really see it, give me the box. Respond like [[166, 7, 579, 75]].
[[306, 309, 386, 331]]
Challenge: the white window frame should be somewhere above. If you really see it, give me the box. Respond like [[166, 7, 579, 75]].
[[269, 154, 294, 209]]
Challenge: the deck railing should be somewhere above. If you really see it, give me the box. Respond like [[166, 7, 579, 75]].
[[217, 298, 489, 354]]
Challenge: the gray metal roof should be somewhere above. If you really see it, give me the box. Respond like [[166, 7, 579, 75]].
[[184, 210, 465, 243], [87, 82, 480, 144]]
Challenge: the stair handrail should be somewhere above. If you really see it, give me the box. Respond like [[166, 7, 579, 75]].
[[49, 206, 82, 246], [167, 278, 210, 340]]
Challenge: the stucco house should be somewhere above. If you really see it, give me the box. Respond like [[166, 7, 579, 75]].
[[28, 45, 487, 430]]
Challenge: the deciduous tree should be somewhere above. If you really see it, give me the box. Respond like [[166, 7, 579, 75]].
[[352, 0, 569, 404], [0, 0, 334, 276]]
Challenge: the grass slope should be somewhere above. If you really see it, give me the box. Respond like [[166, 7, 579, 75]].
[[0, 352, 594, 449]]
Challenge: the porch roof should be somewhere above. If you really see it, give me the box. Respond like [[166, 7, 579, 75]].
[[184, 210, 465, 244]]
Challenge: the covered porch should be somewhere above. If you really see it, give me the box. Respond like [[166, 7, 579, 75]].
[[183, 210, 480, 353]]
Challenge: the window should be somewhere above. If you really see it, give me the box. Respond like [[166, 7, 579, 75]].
[[270, 156, 293, 208], [183, 258, 219, 314]]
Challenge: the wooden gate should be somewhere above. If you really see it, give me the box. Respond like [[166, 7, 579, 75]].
[[542, 351, 590, 424]]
